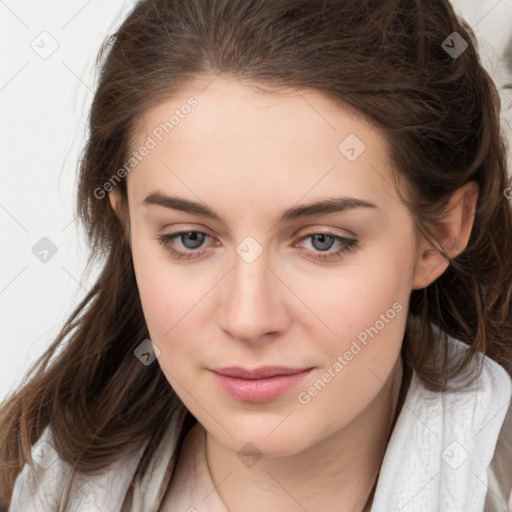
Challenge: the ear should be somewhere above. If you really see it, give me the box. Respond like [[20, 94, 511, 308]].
[[412, 180, 479, 290], [109, 188, 131, 240], [109, 188, 123, 216]]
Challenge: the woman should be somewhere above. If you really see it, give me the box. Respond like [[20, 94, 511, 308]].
[[1, 0, 512, 510]]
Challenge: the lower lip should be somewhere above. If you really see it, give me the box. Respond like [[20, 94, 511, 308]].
[[211, 369, 314, 403]]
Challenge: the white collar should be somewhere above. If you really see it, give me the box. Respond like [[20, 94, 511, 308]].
[[370, 349, 512, 511]]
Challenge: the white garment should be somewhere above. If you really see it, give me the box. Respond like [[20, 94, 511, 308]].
[[371, 358, 512, 511], [9, 345, 512, 512]]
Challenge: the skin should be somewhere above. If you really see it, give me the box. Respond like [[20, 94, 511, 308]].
[[110, 74, 478, 511]]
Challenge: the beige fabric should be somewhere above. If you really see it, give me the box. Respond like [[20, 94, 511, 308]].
[[486, 400, 512, 511], [158, 422, 228, 512]]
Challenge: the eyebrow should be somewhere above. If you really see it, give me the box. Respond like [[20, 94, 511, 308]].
[[142, 192, 378, 223]]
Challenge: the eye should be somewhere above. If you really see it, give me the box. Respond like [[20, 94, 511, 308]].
[[294, 232, 358, 261], [156, 230, 359, 262], [156, 231, 214, 260]]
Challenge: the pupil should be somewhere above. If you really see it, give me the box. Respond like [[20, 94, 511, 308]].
[[183, 232, 203, 249], [313, 234, 333, 251]]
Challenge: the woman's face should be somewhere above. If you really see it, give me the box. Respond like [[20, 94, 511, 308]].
[[113, 74, 431, 456]]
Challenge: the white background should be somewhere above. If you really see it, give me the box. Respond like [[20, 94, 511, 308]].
[[1, 0, 511, 402]]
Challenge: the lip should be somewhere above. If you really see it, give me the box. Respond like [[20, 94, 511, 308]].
[[210, 366, 314, 403]]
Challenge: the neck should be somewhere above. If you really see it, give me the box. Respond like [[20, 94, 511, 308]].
[[205, 357, 406, 512]]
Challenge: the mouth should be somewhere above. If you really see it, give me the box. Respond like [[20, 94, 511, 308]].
[[209, 366, 314, 403]]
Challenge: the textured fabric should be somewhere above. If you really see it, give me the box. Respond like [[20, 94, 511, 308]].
[[369, 355, 512, 512], [485, 401, 512, 511], [8, 407, 189, 512], [8, 431, 146, 512], [9, 344, 512, 511]]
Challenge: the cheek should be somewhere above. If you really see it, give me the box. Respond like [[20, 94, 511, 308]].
[[300, 235, 414, 348], [292, 251, 410, 429], [130, 235, 206, 343], [131, 218, 415, 369]]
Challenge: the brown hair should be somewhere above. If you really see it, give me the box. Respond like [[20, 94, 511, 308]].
[[1, 0, 511, 508]]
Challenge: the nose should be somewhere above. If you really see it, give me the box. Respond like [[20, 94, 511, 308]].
[[218, 246, 289, 344]]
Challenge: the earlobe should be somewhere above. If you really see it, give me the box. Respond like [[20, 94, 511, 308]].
[[411, 249, 450, 290], [411, 180, 479, 290]]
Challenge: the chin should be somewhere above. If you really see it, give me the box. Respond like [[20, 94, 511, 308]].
[[202, 412, 323, 458]]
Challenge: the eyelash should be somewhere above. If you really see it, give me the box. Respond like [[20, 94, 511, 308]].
[[156, 230, 358, 262]]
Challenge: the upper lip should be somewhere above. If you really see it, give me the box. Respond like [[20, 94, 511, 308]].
[[211, 366, 313, 379]]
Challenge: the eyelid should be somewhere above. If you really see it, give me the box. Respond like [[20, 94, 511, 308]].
[[159, 225, 356, 245], [158, 226, 359, 262], [287, 224, 358, 247]]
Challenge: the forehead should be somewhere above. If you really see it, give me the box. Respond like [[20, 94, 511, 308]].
[[134, 74, 373, 150], [127, 74, 402, 213]]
